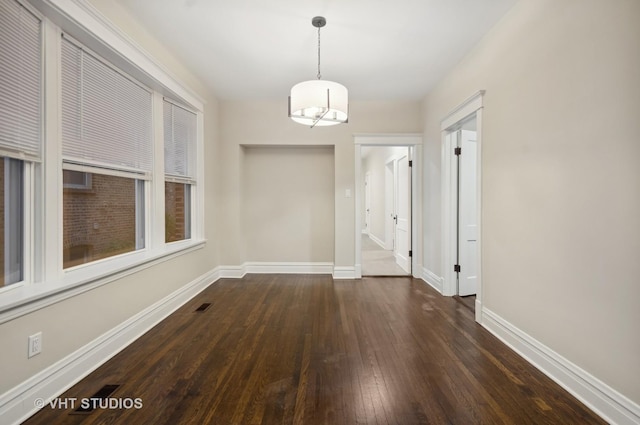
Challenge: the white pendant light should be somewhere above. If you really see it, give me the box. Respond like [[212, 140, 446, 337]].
[[288, 16, 348, 128]]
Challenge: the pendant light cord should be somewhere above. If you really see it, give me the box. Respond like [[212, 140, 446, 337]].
[[317, 26, 322, 80]]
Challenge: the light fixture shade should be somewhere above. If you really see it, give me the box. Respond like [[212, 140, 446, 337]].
[[289, 80, 348, 127]]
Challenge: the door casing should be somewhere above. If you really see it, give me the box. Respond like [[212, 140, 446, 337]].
[[441, 91, 484, 323], [354, 134, 423, 279]]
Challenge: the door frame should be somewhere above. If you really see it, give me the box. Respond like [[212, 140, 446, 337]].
[[441, 91, 484, 322], [354, 134, 423, 279], [393, 153, 411, 273]]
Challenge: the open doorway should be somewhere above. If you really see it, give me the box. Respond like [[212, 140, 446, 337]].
[[361, 146, 411, 276], [449, 118, 478, 309], [441, 91, 484, 322], [354, 134, 422, 280]]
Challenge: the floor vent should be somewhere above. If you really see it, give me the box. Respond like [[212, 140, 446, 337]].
[[195, 303, 211, 312], [72, 384, 120, 414]]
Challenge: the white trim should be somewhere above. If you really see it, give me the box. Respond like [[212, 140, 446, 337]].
[[0, 266, 217, 425], [353, 133, 424, 146], [243, 262, 334, 275], [194, 110, 205, 240], [440, 92, 484, 323], [211, 264, 357, 280], [212, 263, 340, 279], [62, 161, 150, 181], [0, 241, 206, 324], [474, 109, 483, 323], [441, 90, 485, 131], [151, 91, 166, 248], [475, 298, 482, 317], [421, 268, 443, 293], [41, 17, 63, 285], [333, 266, 357, 280], [214, 265, 246, 279], [442, 131, 457, 297], [482, 308, 640, 425], [368, 233, 386, 250]]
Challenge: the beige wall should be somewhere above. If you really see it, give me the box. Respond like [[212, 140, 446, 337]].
[[242, 146, 335, 263], [422, 0, 640, 403], [0, 0, 220, 393], [220, 100, 422, 267]]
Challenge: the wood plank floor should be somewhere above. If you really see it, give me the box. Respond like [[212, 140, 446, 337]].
[[24, 275, 606, 424]]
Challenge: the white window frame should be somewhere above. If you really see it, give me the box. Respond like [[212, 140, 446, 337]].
[[0, 158, 32, 294], [60, 163, 150, 271], [163, 97, 198, 244], [0, 0, 206, 323]]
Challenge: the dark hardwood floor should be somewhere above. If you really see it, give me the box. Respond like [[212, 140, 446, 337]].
[[24, 275, 605, 424], [454, 295, 475, 313]]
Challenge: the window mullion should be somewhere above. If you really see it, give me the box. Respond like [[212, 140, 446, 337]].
[[41, 18, 62, 283], [194, 111, 204, 240], [23, 161, 34, 285], [151, 91, 165, 251]]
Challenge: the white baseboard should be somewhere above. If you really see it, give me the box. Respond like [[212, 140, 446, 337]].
[[215, 262, 351, 279], [475, 298, 482, 323], [368, 233, 386, 249], [481, 308, 640, 425], [213, 265, 245, 279], [243, 262, 334, 275], [333, 266, 357, 279], [0, 268, 218, 425], [421, 267, 443, 293]]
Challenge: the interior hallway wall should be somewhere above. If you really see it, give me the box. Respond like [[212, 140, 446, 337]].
[[219, 100, 422, 268], [422, 0, 640, 404]]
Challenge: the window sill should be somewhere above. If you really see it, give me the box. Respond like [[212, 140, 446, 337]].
[[0, 239, 207, 324]]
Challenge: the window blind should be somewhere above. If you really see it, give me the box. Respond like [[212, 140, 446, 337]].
[[61, 36, 152, 174], [0, 0, 41, 160], [163, 99, 196, 180]]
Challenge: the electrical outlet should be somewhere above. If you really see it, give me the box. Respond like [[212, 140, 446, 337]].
[[28, 332, 42, 358]]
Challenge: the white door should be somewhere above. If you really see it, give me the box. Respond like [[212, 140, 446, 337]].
[[384, 161, 394, 250], [394, 154, 411, 273], [364, 172, 371, 234], [458, 129, 478, 296]]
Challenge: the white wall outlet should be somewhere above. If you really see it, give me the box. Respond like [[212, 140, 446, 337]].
[[28, 332, 42, 358]]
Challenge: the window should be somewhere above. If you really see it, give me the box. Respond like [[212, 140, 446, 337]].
[[63, 172, 144, 268], [0, 0, 41, 288], [61, 35, 151, 267], [163, 100, 196, 243], [0, 0, 204, 313], [1, 157, 24, 287], [165, 182, 191, 242]]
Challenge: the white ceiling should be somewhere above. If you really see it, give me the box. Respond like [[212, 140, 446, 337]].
[[114, 0, 518, 101]]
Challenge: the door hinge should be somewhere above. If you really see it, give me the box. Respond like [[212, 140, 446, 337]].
[[409, 250, 412, 257], [454, 264, 461, 273], [454, 147, 462, 156], [408, 160, 413, 167]]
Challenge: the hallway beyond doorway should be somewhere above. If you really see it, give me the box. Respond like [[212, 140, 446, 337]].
[[361, 234, 409, 276]]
